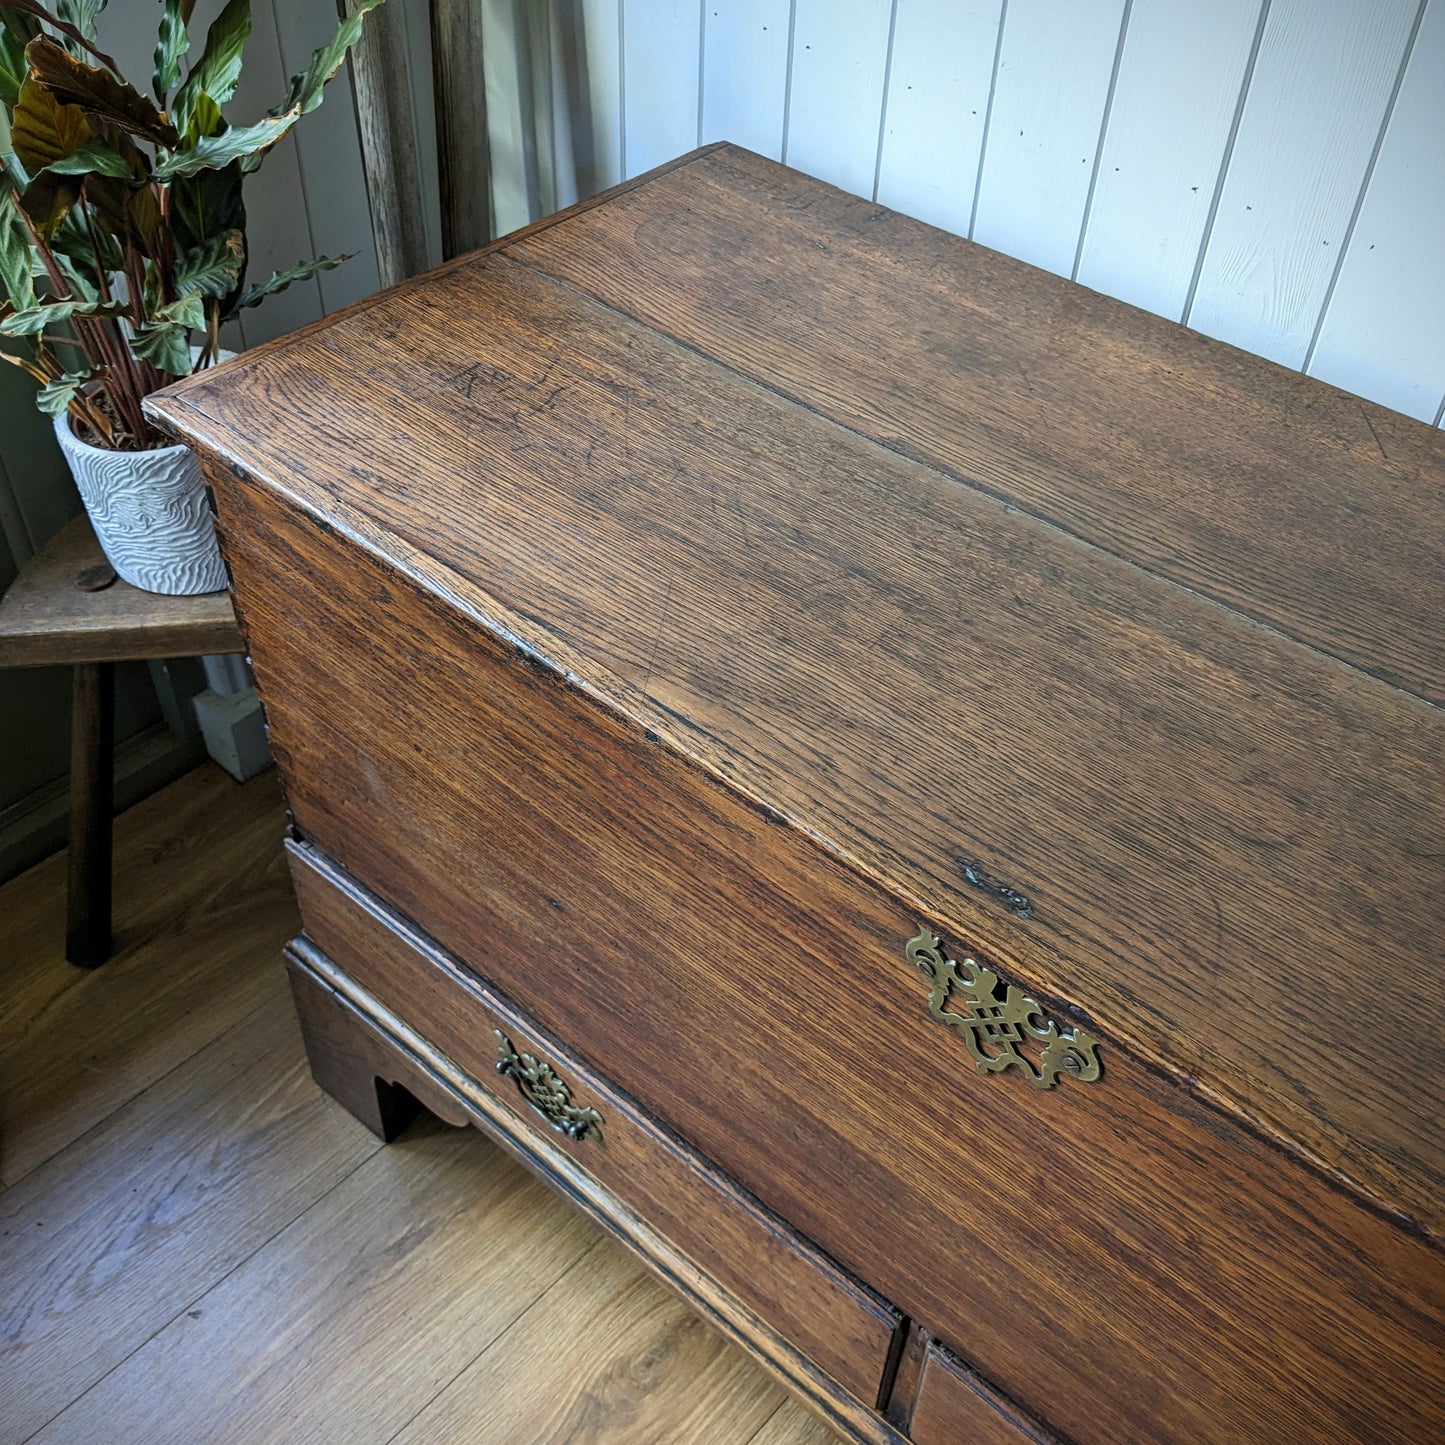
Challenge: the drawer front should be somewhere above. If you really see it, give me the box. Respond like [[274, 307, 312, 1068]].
[[287, 840, 901, 1409], [908, 1344, 1052, 1445], [219, 471, 1445, 1445]]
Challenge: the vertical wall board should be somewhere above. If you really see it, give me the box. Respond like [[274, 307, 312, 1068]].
[[482, 0, 536, 237], [227, 3, 327, 346], [271, 0, 383, 311], [1307, 1, 1445, 423], [573, 0, 625, 197], [549, 4, 581, 211], [0, 460, 29, 584], [0, 367, 81, 553], [621, 0, 702, 177], [1187, 0, 1419, 368], [344, 0, 433, 287], [700, 0, 792, 159], [1076, 0, 1261, 320], [785, 0, 894, 199], [874, 0, 1005, 237], [972, 0, 1129, 276], [526, 1, 560, 216]]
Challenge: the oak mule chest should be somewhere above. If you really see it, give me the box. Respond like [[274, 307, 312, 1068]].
[[149, 145, 1445, 1445]]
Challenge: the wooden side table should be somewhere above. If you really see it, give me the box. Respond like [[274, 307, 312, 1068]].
[[0, 515, 244, 966]]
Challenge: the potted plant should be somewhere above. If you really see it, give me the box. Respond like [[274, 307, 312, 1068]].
[[0, 0, 381, 593]]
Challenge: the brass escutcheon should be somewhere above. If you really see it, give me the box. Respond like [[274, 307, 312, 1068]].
[[494, 1030, 603, 1141], [906, 929, 1101, 1089]]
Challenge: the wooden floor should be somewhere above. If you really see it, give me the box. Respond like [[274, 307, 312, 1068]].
[[0, 765, 839, 1444]]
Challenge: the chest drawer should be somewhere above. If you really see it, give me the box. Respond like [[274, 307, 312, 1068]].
[[906, 1343, 1053, 1445], [286, 838, 901, 1413]]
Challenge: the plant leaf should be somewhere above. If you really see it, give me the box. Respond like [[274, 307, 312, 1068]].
[[0, 294, 126, 334], [128, 317, 189, 374], [35, 363, 101, 415], [169, 157, 244, 253], [0, 184, 35, 308], [39, 137, 129, 177], [171, 0, 249, 139], [174, 228, 243, 299], [153, 110, 294, 178], [0, 1, 117, 70], [0, 12, 39, 111], [271, 0, 382, 120], [155, 293, 203, 329], [52, 1, 107, 45], [10, 74, 90, 172], [152, 0, 189, 103], [83, 170, 163, 258], [18, 168, 79, 237], [155, 0, 381, 179], [226, 252, 350, 314], [24, 35, 179, 147]]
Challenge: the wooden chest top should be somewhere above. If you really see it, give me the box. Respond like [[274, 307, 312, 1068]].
[[150, 144, 1445, 1256]]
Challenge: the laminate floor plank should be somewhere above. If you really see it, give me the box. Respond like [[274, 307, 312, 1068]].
[[0, 765, 298, 1185], [748, 1399, 848, 1445], [392, 1237, 798, 1445], [30, 1122, 599, 1445], [0, 981, 379, 1443]]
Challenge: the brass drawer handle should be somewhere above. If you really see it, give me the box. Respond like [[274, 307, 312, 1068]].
[[906, 930, 1101, 1090], [494, 1030, 603, 1141]]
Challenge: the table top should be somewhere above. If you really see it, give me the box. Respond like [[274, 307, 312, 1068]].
[[0, 514, 243, 668]]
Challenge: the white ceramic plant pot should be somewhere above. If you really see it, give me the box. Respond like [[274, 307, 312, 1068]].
[[54, 412, 228, 595]]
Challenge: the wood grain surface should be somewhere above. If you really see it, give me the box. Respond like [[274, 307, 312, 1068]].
[[0, 765, 294, 1184], [0, 514, 241, 667], [195, 475, 1442, 1445], [30, 1121, 598, 1444], [506, 145, 1445, 704], [907, 1344, 1054, 1445], [286, 938, 897, 1445], [150, 214, 1445, 1250]]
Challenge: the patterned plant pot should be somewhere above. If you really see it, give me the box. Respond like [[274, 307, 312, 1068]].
[[53, 412, 227, 596]]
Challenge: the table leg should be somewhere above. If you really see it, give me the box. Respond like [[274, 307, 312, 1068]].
[[66, 660, 115, 968]]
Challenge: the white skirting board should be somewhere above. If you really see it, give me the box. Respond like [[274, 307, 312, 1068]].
[[193, 655, 272, 783]]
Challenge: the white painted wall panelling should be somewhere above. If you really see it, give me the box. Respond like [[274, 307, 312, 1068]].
[[783, 0, 895, 199], [1075, 0, 1263, 320], [1308, 0, 1445, 424], [1186, 0, 1423, 368], [971, 0, 1129, 276], [483, 0, 542, 236], [874, 0, 1005, 237], [621, 0, 702, 176], [225, 2, 327, 346], [576, 0, 625, 196], [272, 0, 384, 312], [700, 0, 792, 159]]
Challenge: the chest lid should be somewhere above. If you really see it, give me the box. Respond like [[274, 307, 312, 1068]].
[[147, 144, 1445, 1247]]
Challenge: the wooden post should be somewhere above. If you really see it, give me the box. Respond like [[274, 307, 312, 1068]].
[[430, 0, 493, 258], [342, 0, 432, 286]]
